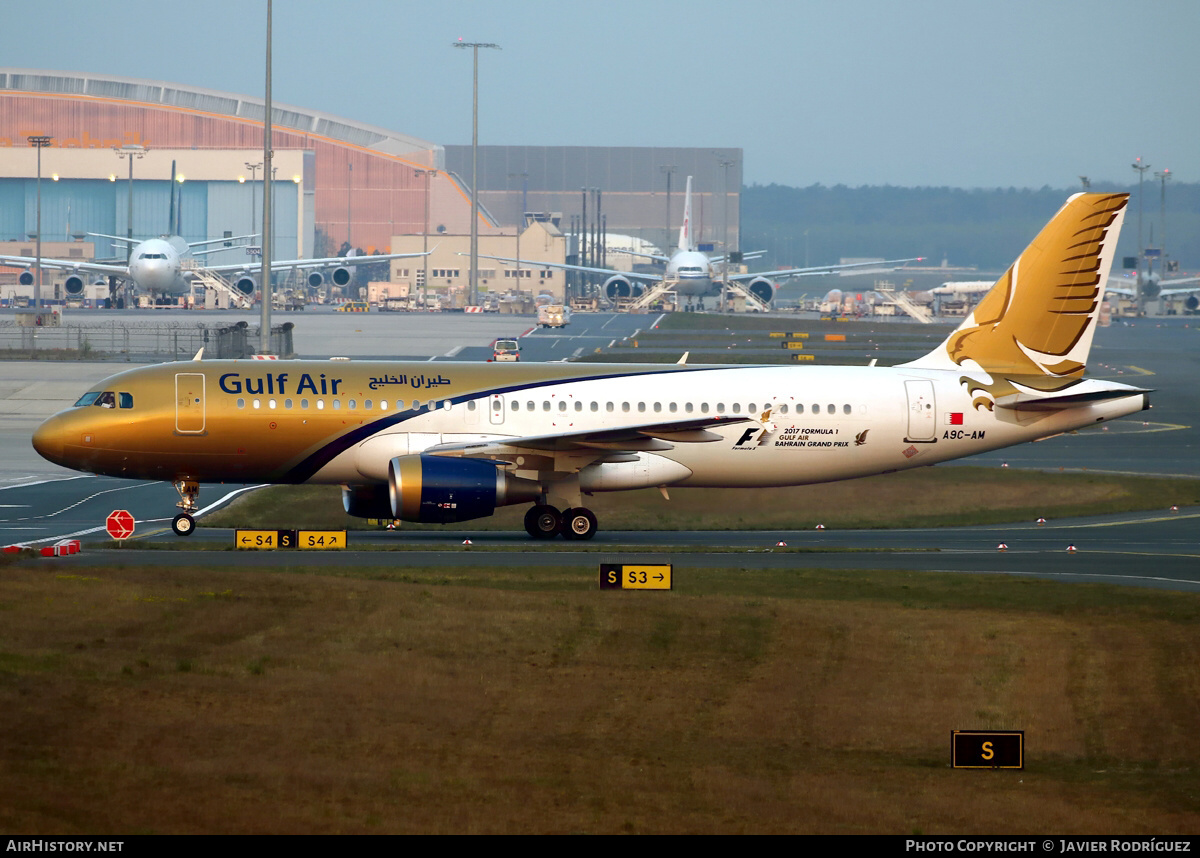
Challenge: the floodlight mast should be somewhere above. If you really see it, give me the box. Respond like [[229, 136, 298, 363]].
[[453, 40, 500, 307]]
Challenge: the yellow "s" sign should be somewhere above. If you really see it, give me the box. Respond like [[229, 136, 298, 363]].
[[981, 741, 993, 760]]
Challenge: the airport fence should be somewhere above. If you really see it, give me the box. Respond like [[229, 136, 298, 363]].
[[0, 320, 295, 361]]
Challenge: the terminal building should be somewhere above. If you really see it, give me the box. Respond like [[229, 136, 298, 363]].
[[0, 68, 741, 305]]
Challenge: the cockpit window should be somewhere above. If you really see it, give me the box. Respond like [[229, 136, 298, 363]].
[[138, 252, 166, 260], [74, 391, 130, 408]]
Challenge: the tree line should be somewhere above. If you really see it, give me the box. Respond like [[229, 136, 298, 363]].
[[741, 182, 1200, 272]]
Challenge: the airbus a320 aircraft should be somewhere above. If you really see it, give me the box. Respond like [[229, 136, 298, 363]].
[[475, 176, 922, 311], [33, 193, 1146, 540]]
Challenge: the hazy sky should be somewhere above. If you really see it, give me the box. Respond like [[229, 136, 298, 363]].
[[4, 0, 1196, 189]]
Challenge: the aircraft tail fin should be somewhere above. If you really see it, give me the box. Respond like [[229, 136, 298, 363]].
[[903, 193, 1128, 410], [677, 176, 693, 252]]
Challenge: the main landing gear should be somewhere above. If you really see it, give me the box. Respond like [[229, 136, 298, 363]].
[[523, 504, 598, 541], [172, 479, 200, 536]]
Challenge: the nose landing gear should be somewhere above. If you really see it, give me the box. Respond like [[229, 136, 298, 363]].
[[172, 479, 200, 536]]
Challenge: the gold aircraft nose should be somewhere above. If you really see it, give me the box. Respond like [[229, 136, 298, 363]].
[[31, 414, 66, 466]]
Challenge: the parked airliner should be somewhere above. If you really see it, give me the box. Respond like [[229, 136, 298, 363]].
[[476, 176, 922, 311], [33, 193, 1146, 541], [0, 238, 429, 305]]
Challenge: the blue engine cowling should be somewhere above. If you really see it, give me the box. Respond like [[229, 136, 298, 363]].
[[388, 454, 540, 524], [234, 275, 257, 295], [745, 276, 775, 305], [64, 274, 86, 295]]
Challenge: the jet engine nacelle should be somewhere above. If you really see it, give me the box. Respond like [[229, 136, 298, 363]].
[[745, 276, 776, 305], [1186, 295, 1199, 312], [388, 454, 540, 524], [19, 271, 33, 286], [307, 270, 325, 289], [331, 266, 353, 287], [1141, 279, 1162, 298], [233, 275, 257, 296], [602, 275, 645, 304], [63, 275, 86, 296], [342, 483, 393, 519]]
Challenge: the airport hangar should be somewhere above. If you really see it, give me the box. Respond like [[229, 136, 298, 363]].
[[0, 69, 742, 304]]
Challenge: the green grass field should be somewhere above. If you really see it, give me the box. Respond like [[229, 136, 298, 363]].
[[1, 559, 1197, 834]]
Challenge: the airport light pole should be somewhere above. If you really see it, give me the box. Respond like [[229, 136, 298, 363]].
[[260, 0, 273, 355], [113, 143, 145, 266], [1155, 168, 1170, 270], [28, 135, 52, 310], [659, 165, 676, 255], [717, 155, 735, 311], [1131, 157, 1151, 314], [508, 171, 527, 288], [415, 168, 437, 311], [454, 39, 500, 307], [244, 161, 262, 237]]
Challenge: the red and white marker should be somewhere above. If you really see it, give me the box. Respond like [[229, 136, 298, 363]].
[[105, 509, 135, 541]]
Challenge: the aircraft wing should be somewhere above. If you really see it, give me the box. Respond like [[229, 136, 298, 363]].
[[425, 414, 751, 467], [468, 252, 665, 283], [205, 250, 432, 276], [726, 257, 925, 283], [0, 254, 128, 277]]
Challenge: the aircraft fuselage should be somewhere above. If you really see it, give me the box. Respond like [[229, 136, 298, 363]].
[[32, 359, 1147, 492]]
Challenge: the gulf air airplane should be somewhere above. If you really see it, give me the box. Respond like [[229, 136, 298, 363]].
[[32, 193, 1147, 540]]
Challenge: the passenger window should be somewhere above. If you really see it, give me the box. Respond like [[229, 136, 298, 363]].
[[253, 400, 261, 409], [780, 404, 789, 415], [653, 402, 662, 413], [301, 399, 309, 409], [827, 404, 835, 415], [467, 400, 476, 411], [685, 403, 693, 413], [397, 400, 406, 410], [622, 402, 630, 412], [332, 400, 341, 411], [812, 404, 819, 414], [347, 399, 356, 410], [364, 399, 372, 410], [526, 401, 534, 411], [591, 402, 599, 412], [237, 398, 245, 409], [701, 403, 709, 413], [717, 403, 725, 413], [316, 400, 325, 410], [543, 401, 551, 411], [843, 404, 851, 415], [379, 400, 387, 411], [732, 403, 741, 413], [670, 403, 678, 413], [606, 402, 614, 412], [638, 402, 646, 412], [558, 401, 567, 411], [285, 399, 293, 409], [574, 401, 583, 412]]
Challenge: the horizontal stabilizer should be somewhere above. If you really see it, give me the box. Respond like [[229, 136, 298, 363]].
[[994, 378, 1151, 411]]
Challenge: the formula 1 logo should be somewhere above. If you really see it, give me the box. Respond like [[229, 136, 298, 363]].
[[734, 427, 775, 448]]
